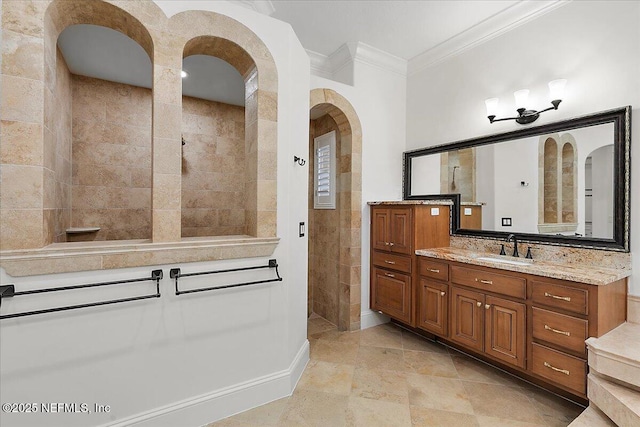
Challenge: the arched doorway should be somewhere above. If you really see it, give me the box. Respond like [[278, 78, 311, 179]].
[[308, 89, 362, 331]]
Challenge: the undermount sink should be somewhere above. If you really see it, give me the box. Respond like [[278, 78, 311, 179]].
[[475, 256, 533, 266]]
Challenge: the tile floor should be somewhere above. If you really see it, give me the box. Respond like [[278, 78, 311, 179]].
[[210, 316, 585, 426]]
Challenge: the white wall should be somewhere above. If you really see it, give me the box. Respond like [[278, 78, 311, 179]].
[[407, 0, 640, 295], [0, 2, 311, 426]]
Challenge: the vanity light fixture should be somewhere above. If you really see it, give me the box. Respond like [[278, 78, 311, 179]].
[[485, 79, 567, 125], [181, 70, 188, 78]]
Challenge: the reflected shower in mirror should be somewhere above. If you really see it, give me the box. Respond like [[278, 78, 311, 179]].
[[404, 107, 631, 251]]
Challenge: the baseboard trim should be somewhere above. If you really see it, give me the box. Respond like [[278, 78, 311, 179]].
[[101, 341, 310, 427], [360, 309, 389, 330]]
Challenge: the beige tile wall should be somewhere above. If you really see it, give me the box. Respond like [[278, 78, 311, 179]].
[[70, 75, 152, 241], [0, 0, 279, 271], [181, 95, 246, 237], [308, 115, 341, 325], [45, 48, 73, 243]]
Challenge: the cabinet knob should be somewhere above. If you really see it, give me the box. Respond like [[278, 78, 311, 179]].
[[440, 291, 445, 297], [476, 301, 482, 307], [485, 304, 491, 310], [385, 242, 390, 246], [389, 242, 394, 246]]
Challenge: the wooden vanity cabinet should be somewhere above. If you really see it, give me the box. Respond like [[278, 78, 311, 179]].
[[417, 258, 449, 336], [370, 204, 450, 326], [449, 265, 526, 369], [528, 277, 626, 396], [411, 257, 626, 400]]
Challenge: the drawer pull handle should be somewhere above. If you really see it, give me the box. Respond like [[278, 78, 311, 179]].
[[485, 304, 491, 310], [544, 292, 571, 302], [384, 273, 395, 278], [385, 242, 390, 246], [544, 324, 571, 336], [476, 301, 482, 307], [428, 268, 440, 273], [543, 361, 570, 376], [475, 278, 493, 285], [384, 260, 396, 265], [440, 291, 446, 297]]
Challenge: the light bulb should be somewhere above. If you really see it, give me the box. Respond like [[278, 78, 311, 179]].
[[485, 98, 499, 117], [514, 89, 529, 109], [181, 70, 188, 78], [548, 79, 567, 101]]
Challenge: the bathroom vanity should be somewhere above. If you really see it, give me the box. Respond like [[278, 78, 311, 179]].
[[369, 203, 629, 402], [416, 247, 628, 400]]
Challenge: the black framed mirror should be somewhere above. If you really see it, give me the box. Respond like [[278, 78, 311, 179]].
[[403, 106, 631, 252]]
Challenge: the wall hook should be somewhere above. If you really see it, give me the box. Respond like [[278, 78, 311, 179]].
[[294, 156, 306, 166]]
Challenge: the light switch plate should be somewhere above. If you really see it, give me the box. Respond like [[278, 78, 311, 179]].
[[502, 217, 512, 227]]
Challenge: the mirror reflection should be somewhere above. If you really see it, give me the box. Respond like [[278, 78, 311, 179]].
[[410, 123, 615, 238]]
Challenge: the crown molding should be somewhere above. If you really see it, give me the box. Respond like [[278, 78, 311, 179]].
[[306, 49, 334, 79], [234, 0, 276, 16], [329, 42, 407, 77], [408, 0, 570, 76]]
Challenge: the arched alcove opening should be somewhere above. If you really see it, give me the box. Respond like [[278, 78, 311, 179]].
[[172, 26, 277, 239], [180, 53, 246, 237], [561, 142, 576, 223], [309, 89, 362, 332], [538, 134, 578, 234], [543, 138, 558, 224], [44, 1, 154, 243]]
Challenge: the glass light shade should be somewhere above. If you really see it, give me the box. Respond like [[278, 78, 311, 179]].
[[485, 98, 499, 116], [513, 89, 529, 109], [548, 79, 567, 101]]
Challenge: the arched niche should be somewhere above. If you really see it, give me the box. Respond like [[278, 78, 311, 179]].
[[543, 137, 558, 224], [43, 1, 156, 243], [180, 51, 246, 238], [169, 11, 279, 239], [309, 88, 362, 332], [537, 133, 578, 234]]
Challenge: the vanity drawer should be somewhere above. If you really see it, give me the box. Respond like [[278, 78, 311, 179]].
[[451, 265, 526, 299], [531, 343, 586, 395], [418, 258, 448, 282], [532, 307, 588, 355], [531, 281, 588, 315], [372, 251, 411, 273]]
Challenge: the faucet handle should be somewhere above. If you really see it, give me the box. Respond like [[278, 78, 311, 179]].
[[499, 244, 506, 256], [525, 247, 533, 259]]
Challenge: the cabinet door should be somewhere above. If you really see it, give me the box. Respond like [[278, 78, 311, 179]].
[[371, 267, 412, 323], [484, 295, 526, 369], [372, 208, 391, 252], [450, 287, 484, 352], [418, 279, 448, 336], [390, 208, 412, 254]]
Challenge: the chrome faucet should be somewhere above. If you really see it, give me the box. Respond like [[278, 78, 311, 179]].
[[506, 234, 519, 257]]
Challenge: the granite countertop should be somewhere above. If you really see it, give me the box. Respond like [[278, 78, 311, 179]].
[[416, 247, 631, 286], [368, 200, 454, 206], [460, 202, 486, 206]]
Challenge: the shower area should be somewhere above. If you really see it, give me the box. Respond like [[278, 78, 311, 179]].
[[440, 148, 476, 201], [52, 25, 246, 243]]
